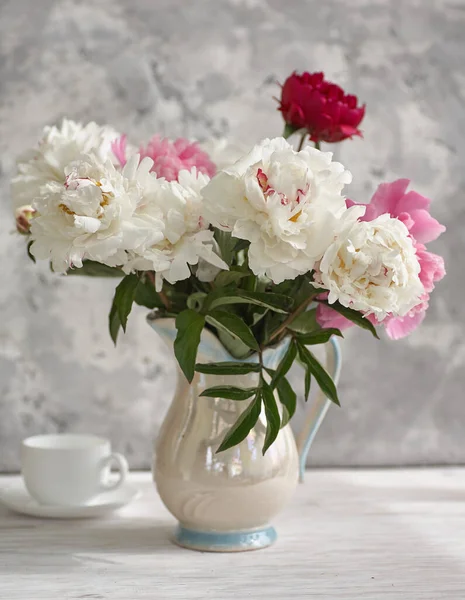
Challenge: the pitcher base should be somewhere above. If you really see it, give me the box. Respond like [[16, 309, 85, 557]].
[[173, 524, 277, 552]]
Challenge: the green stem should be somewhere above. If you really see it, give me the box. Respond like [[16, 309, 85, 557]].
[[297, 132, 307, 152], [258, 348, 265, 387], [267, 295, 314, 344], [314, 140, 321, 150]]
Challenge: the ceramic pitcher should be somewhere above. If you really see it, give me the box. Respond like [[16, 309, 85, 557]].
[[148, 316, 341, 552]]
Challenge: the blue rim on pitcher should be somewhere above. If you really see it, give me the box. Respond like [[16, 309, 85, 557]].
[[173, 525, 277, 553]]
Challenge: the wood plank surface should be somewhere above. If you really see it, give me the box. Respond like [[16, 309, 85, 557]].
[[0, 469, 464, 599]]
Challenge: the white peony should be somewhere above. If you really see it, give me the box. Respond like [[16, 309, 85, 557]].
[[12, 119, 119, 210], [29, 153, 163, 272], [123, 169, 228, 290], [317, 214, 425, 320], [201, 137, 356, 283]]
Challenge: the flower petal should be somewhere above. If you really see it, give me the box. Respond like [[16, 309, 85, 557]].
[[385, 310, 426, 340]]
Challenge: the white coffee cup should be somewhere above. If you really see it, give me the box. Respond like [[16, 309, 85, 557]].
[[21, 434, 128, 506]]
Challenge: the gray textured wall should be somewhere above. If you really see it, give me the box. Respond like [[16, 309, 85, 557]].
[[0, 0, 462, 471]]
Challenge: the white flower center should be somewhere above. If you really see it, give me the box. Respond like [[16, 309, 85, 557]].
[[201, 136, 353, 283], [59, 172, 113, 219], [256, 165, 309, 221]]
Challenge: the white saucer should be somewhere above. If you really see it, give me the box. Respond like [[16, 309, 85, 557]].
[[0, 481, 141, 519]]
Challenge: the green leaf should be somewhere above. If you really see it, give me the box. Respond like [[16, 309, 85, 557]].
[[297, 342, 340, 406], [303, 362, 312, 401], [317, 300, 379, 339], [27, 240, 36, 264], [287, 309, 318, 334], [195, 362, 261, 375], [233, 239, 250, 253], [109, 301, 122, 345], [213, 229, 235, 267], [164, 289, 189, 314], [261, 380, 281, 454], [276, 377, 297, 428], [187, 292, 207, 311], [283, 123, 301, 139], [270, 339, 297, 389], [134, 278, 164, 309], [263, 366, 275, 378], [214, 269, 248, 288], [205, 310, 259, 351], [200, 386, 257, 400], [272, 276, 303, 298], [297, 343, 312, 401], [174, 309, 206, 383], [208, 289, 292, 314], [245, 291, 292, 312], [241, 271, 257, 293], [217, 329, 252, 360], [292, 277, 317, 308], [67, 260, 123, 277], [216, 391, 262, 453], [262, 311, 287, 345], [108, 274, 140, 343], [115, 274, 140, 332], [297, 328, 343, 345], [251, 306, 268, 326], [110, 275, 163, 335]]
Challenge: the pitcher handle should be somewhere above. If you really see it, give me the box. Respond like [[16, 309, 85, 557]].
[[296, 337, 342, 483]]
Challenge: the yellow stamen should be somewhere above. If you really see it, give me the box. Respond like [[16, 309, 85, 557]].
[[59, 203, 75, 216], [100, 193, 111, 207], [289, 210, 302, 223]]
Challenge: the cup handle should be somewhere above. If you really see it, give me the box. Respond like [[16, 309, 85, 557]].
[[99, 452, 129, 492]]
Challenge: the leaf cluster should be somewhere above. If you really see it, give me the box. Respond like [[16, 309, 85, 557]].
[[106, 231, 380, 454]]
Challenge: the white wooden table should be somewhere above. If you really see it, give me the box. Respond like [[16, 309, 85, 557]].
[[1, 469, 465, 599]]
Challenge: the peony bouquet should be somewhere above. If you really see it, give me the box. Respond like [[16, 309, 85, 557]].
[[12, 71, 445, 454]]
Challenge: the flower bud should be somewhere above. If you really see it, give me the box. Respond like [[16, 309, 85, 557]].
[[15, 205, 35, 234], [279, 71, 365, 144]]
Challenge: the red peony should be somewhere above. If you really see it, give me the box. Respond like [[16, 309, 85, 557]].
[[278, 71, 365, 143]]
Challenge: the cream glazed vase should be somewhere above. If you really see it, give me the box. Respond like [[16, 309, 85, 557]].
[[148, 316, 341, 552]]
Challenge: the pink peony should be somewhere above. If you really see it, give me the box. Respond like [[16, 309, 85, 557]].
[[111, 134, 216, 182], [317, 180, 446, 339], [415, 244, 446, 294], [316, 296, 355, 332], [111, 134, 128, 168], [346, 178, 445, 243]]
